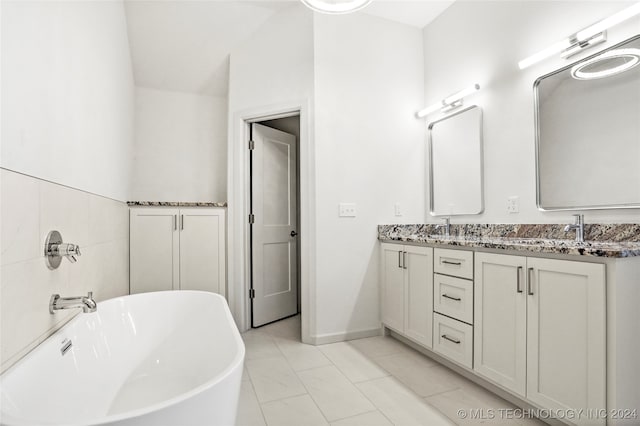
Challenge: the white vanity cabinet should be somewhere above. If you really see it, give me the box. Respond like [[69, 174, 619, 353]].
[[381, 243, 434, 348], [130, 207, 226, 297], [474, 252, 606, 425]]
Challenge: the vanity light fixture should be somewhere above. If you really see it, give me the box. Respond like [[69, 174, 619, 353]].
[[300, 0, 371, 14], [416, 84, 480, 119], [571, 48, 640, 80], [518, 2, 640, 70]]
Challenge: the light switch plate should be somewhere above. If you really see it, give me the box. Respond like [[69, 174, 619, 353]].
[[394, 203, 402, 216], [339, 203, 357, 217]]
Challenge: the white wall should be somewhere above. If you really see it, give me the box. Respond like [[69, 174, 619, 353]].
[[1, 0, 135, 201], [131, 87, 227, 202], [227, 4, 315, 336], [1, 169, 129, 372], [0, 1, 133, 371], [423, 1, 640, 224], [313, 13, 425, 340]]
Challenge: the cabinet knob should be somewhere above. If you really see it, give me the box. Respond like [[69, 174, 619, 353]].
[[290, 230, 298, 237]]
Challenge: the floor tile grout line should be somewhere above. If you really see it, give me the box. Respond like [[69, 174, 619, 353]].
[[333, 346, 400, 426], [420, 394, 463, 426], [268, 320, 381, 425], [294, 361, 383, 423], [261, 319, 331, 425], [289, 357, 333, 424], [324, 408, 387, 425], [352, 339, 460, 426], [245, 373, 271, 426], [422, 386, 466, 399], [245, 323, 511, 426]]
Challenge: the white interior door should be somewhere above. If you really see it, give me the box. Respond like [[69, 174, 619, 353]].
[[251, 123, 298, 327]]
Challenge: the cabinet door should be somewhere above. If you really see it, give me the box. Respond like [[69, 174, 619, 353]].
[[178, 208, 226, 297], [381, 243, 404, 332], [474, 253, 527, 397], [404, 246, 434, 348], [130, 208, 179, 294], [526, 258, 605, 424]]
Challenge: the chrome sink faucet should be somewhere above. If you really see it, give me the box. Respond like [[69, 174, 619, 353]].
[[50, 292, 97, 314], [564, 214, 585, 242], [435, 217, 451, 238]]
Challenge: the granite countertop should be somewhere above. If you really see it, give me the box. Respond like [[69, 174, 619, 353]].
[[128, 201, 227, 207], [378, 224, 640, 258]]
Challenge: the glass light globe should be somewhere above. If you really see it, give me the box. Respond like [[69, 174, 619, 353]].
[[300, 0, 372, 14]]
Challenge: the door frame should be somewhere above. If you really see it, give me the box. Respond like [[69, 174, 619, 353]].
[[227, 99, 315, 344]]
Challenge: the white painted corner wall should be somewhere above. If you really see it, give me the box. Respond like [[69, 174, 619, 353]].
[[313, 12, 425, 340], [227, 4, 315, 337], [0, 1, 133, 371], [422, 0, 640, 224], [1, 0, 134, 202], [131, 87, 228, 202], [227, 5, 426, 342]]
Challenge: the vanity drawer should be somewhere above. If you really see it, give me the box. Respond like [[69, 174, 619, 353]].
[[433, 313, 473, 369], [433, 274, 473, 324], [434, 248, 473, 279]]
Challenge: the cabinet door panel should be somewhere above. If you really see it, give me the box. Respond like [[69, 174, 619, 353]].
[[381, 243, 404, 332], [179, 209, 226, 296], [526, 258, 605, 424], [404, 246, 434, 348], [474, 253, 526, 396], [130, 208, 179, 294]]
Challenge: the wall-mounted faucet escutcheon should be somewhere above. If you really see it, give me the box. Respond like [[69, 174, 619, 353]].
[[44, 230, 81, 269]]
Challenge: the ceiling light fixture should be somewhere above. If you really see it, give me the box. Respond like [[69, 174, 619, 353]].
[[416, 84, 480, 119], [571, 48, 640, 80], [300, 0, 372, 14], [518, 2, 640, 70]]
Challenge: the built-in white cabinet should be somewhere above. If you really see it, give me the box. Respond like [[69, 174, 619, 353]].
[[130, 207, 226, 297], [381, 243, 433, 348], [474, 253, 606, 425]]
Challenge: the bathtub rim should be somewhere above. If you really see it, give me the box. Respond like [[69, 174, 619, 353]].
[[0, 290, 245, 426]]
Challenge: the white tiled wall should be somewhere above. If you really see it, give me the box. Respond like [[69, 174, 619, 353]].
[[0, 169, 130, 372]]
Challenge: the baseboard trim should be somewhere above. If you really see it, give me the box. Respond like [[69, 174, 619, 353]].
[[310, 326, 381, 345]]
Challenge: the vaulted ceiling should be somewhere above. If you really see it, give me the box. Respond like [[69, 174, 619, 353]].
[[124, 0, 455, 97]]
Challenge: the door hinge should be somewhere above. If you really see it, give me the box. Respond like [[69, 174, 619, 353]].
[[249, 288, 256, 299], [248, 140, 255, 150], [249, 214, 255, 224]]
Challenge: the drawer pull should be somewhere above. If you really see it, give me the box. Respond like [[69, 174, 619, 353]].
[[398, 251, 402, 269], [442, 294, 461, 301], [527, 268, 534, 296], [441, 334, 461, 344], [403, 251, 407, 269], [442, 260, 462, 266], [516, 266, 523, 293]]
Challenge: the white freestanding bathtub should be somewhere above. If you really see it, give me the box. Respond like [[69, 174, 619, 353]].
[[0, 291, 245, 426]]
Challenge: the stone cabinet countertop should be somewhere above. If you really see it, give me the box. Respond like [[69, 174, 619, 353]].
[[378, 224, 640, 258], [127, 201, 227, 207]]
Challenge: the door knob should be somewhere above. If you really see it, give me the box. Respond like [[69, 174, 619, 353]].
[[290, 230, 298, 237]]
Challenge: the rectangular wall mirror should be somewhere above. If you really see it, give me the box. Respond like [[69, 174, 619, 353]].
[[535, 34, 640, 210], [428, 105, 483, 216]]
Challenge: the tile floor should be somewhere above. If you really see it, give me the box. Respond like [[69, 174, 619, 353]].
[[237, 315, 544, 426]]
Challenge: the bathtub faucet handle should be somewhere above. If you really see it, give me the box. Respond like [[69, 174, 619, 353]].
[[44, 231, 81, 269]]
